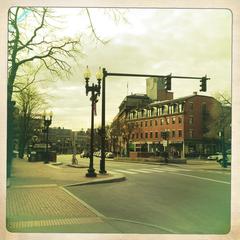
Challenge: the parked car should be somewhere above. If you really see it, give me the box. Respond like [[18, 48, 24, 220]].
[[80, 151, 90, 158], [105, 152, 114, 158], [207, 152, 222, 160]]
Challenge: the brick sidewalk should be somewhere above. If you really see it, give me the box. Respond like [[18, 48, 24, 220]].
[[6, 158, 125, 232]]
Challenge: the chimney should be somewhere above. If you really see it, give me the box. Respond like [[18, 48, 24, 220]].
[[193, 91, 197, 95]]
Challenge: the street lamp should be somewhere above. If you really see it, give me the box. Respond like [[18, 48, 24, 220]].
[[43, 110, 53, 164], [84, 66, 101, 177]]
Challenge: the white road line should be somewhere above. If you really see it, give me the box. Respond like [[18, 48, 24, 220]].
[[113, 169, 138, 175], [140, 168, 164, 173], [152, 167, 178, 172], [168, 172, 231, 185], [128, 169, 153, 173]]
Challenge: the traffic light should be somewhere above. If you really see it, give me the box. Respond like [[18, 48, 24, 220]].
[[200, 75, 207, 92], [164, 74, 172, 90]]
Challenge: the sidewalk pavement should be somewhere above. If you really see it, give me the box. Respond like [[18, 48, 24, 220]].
[[6, 158, 125, 232]]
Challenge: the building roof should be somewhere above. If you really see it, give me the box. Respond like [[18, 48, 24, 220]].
[[149, 94, 215, 107]]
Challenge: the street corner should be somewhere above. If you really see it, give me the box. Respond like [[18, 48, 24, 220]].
[[63, 172, 126, 187]]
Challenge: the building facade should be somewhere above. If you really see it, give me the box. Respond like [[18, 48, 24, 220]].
[[112, 77, 221, 158]]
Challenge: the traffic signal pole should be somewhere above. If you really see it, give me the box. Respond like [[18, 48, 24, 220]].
[[100, 69, 210, 174]]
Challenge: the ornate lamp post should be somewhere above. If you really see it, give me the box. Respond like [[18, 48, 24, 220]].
[[84, 66, 102, 177], [43, 110, 53, 164]]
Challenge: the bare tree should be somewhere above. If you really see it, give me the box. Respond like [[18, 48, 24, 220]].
[[8, 7, 82, 101], [204, 91, 231, 148], [7, 7, 127, 177], [110, 114, 135, 157], [14, 85, 47, 159]]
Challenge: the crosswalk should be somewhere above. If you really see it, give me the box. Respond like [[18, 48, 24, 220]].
[[108, 167, 190, 175]]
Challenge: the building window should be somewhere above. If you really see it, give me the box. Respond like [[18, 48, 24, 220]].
[[155, 132, 158, 138], [155, 119, 158, 126], [141, 133, 143, 139], [163, 105, 168, 114], [189, 130, 193, 138], [145, 132, 148, 139], [160, 118, 164, 125], [136, 133, 138, 139], [173, 104, 178, 113], [178, 117, 182, 124], [172, 131, 175, 137], [132, 134, 135, 139], [147, 109, 151, 117], [145, 121, 148, 127], [150, 120, 153, 126], [189, 117, 193, 124], [179, 130, 182, 137], [150, 132, 153, 138], [172, 117, 176, 124], [166, 118, 170, 125], [140, 121, 143, 127], [179, 103, 183, 112]]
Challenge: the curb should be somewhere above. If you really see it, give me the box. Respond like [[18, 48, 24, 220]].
[[66, 164, 88, 168], [63, 174, 126, 187], [106, 158, 187, 166]]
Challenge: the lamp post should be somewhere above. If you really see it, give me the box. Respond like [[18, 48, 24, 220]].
[[84, 66, 102, 177], [43, 110, 53, 164]]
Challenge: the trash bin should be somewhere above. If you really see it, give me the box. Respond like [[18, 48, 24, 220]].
[[49, 151, 57, 162]]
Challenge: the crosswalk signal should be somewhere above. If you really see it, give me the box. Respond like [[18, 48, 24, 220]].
[[200, 75, 207, 92], [164, 74, 172, 90]]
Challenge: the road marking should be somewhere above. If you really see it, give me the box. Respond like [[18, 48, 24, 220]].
[[152, 167, 178, 172], [168, 172, 231, 185], [140, 168, 164, 173], [113, 169, 138, 174], [128, 169, 154, 173]]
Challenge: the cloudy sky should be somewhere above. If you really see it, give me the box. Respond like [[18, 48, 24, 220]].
[[38, 8, 231, 131]]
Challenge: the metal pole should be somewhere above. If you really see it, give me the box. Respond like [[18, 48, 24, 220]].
[[107, 72, 210, 80], [100, 68, 107, 174], [86, 86, 97, 177], [46, 125, 49, 163], [221, 128, 228, 168]]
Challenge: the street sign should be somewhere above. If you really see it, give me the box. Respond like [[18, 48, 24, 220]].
[[162, 140, 168, 147]]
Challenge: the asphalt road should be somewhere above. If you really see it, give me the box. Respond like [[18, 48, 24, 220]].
[[65, 156, 231, 234]]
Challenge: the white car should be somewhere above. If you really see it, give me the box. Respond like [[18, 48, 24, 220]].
[[106, 152, 114, 158], [207, 152, 222, 160], [208, 150, 231, 165]]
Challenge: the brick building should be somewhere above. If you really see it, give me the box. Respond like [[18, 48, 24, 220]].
[[112, 77, 221, 158]]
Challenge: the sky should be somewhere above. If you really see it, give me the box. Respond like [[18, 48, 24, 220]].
[[30, 8, 231, 131]]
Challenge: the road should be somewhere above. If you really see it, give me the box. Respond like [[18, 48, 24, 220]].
[[61, 155, 231, 234]]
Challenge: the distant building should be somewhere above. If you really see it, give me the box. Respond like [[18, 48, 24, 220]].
[[48, 127, 73, 154], [112, 77, 221, 158]]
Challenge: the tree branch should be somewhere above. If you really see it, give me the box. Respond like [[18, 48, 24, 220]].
[[85, 8, 108, 44]]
